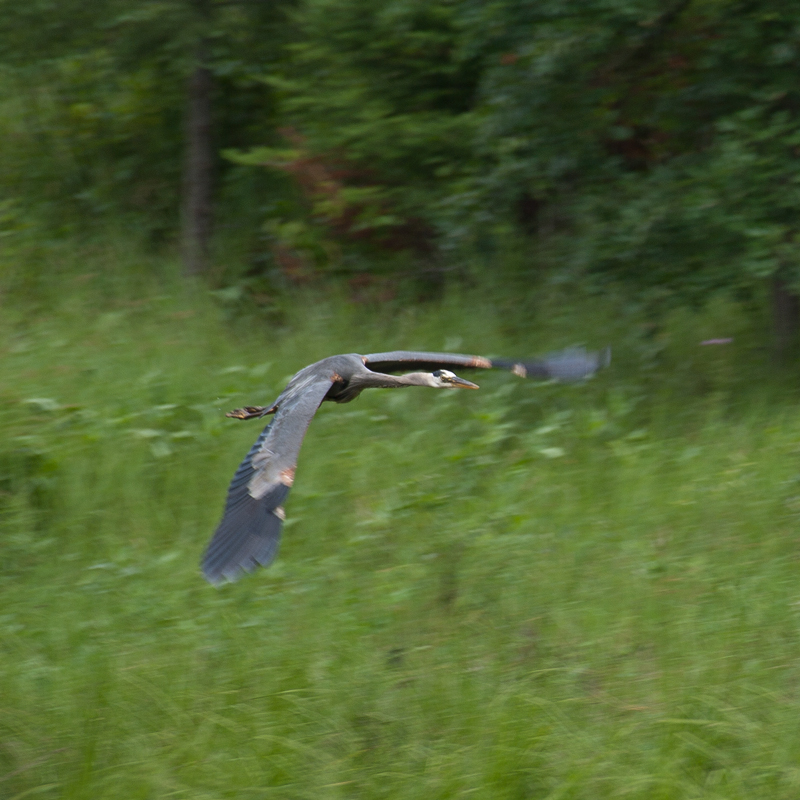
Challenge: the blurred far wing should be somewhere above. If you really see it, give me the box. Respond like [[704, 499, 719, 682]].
[[492, 347, 611, 382], [202, 377, 333, 585], [364, 347, 610, 382]]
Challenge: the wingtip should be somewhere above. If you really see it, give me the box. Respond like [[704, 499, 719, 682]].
[[540, 346, 611, 382], [201, 556, 236, 587], [202, 561, 258, 587], [202, 539, 281, 586], [201, 496, 286, 586], [202, 569, 229, 587]]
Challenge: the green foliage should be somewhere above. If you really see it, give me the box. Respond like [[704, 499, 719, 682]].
[[0, 0, 291, 242], [283, 0, 480, 184], [229, 0, 482, 272], [0, 53, 183, 235], [4, 0, 800, 303], [471, 0, 800, 298], [3, 244, 800, 796], [228, 0, 800, 301], [576, 104, 800, 301]]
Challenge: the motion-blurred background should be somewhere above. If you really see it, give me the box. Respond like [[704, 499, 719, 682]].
[[2, 2, 800, 797]]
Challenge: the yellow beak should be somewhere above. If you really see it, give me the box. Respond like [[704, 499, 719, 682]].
[[448, 376, 480, 389]]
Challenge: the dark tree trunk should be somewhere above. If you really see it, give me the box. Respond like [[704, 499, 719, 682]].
[[181, 46, 213, 276], [771, 271, 800, 357]]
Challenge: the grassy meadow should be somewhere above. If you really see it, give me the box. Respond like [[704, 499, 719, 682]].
[[3, 248, 800, 798]]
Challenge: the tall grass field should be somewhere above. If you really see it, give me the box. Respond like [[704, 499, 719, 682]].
[[2, 250, 800, 798]]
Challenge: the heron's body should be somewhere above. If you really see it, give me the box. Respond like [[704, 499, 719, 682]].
[[202, 348, 609, 585]]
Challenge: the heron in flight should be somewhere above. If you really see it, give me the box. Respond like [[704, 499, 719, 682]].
[[202, 348, 609, 584]]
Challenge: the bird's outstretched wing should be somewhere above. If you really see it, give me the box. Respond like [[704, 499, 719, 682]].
[[363, 347, 610, 381], [202, 376, 333, 585]]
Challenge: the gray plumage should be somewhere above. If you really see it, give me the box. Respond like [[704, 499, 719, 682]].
[[202, 347, 608, 585]]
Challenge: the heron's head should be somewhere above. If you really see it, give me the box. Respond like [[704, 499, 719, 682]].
[[430, 369, 479, 390]]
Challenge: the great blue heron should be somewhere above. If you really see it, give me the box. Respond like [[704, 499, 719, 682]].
[[202, 348, 609, 584]]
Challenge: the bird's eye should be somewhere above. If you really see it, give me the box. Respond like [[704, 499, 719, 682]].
[[432, 370, 442, 377]]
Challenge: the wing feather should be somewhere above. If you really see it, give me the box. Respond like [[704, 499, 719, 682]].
[[363, 347, 609, 381], [202, 377, 333, 585], [362, 351, 493, 374]]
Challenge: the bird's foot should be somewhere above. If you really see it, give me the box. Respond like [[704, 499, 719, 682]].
[[226, 405, 271, 420]]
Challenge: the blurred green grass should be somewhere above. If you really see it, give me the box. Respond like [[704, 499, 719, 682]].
[[2, 255, 800, 798]]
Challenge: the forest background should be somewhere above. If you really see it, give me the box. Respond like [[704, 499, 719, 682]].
[[3, 0, 800, 320], [3, 1, 800, 798]]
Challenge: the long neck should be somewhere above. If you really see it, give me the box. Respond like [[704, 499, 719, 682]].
[[354, 370, 436, 390], [395, 371, 438, 387]]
